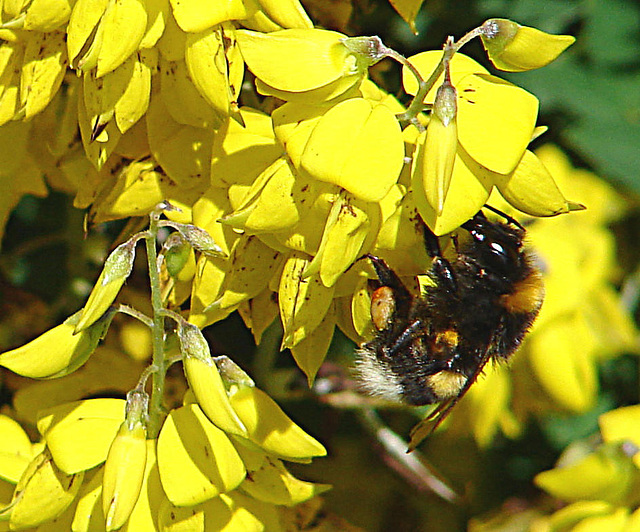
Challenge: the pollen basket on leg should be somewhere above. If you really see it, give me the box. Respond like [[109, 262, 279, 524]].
[[370, 286, 396, 330]]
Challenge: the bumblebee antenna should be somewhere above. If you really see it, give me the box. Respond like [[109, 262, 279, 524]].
[[482, 204, 525, 230]]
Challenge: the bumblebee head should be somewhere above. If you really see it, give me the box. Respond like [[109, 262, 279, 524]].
[[461, 214, 528, 281]]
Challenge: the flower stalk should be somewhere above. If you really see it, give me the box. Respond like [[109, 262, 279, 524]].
[[145, 207, 167, 439]]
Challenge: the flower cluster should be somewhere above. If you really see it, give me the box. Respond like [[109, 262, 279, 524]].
[[0, 391, 327, 530], [0, 0, 587, 528]]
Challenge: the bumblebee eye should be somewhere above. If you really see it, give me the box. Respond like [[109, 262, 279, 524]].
[[490, 242, 504, 255]]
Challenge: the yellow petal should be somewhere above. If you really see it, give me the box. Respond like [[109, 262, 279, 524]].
[[256, 0, 312, 29], [301, 98, 403, 202], [290, 307, 336, 385], [349, 277, 374, 339], [156, 404, 246, 506], [102, 421, 148, 531], [0, 310, 107, 379], [191, 185, 238, 257], [416, 92, 458, 215], [235, 28, 355, 92], [304, 193, 378, 287], [240, 456, 330, 506], [222, 158, 313, 233], [265, 186, 338, 256], [160, 57, 216, 128], [72, 467, 105, 531], [114, 54, 151, 134], [569, 508, 630, 532], [547, 501, 617, 531], [207, 236, 282, 312], [527, 315, 598, 413], [600, 406, 640, 468], [37, 398, 126, 474], [584, 286, 639, 360], [495, 149, 581, 216], [145, 92, 214, 189], [272, 101, 327, 168], [170, 0, 256, 32], [0, 415, 33, 484], [182, 354, 248, 437], [157, 497, 206, 531], [229, 385, 326, 461], [9, 449, 84, 530], [75, 240, 136, 333], [456, 73, 538, 175], [139, 0, 167, 49], [210, 107, 280, 187], [465, 365, 511, 448], [388, 0, 425, 34], [279, 252, 335, 349], [255, 73, 361, 103], [220, 491, 282, 531], [20, 30, 67, 120], [188, 255, 230, 328], [96, 0, 147, 78], [86, 159, 166, 224], [184, 25, 234, 120], [413, 144, 492, 236], [402, 50, 488, 101], [119, 439, 166, 532], [66, 0, 109, 65]]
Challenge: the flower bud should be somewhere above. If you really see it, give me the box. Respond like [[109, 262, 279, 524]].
[[164, 235, 192, 279], [480, 18, 575, 72], [412, 79, 458, 217], [102, 391, 149, 531], [75, 240, 136, 333], [178, 322, 247, 436], [169, 222, 224, 256], [341, 35, 387, 67]]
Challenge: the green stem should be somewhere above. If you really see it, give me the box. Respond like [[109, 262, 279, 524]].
[[145, 209, 166, 439], [115, 304, 154, 329], [394, 26, 482, 125]]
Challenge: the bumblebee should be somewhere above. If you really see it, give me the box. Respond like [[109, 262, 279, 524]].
[[355, 209, 544, 446]]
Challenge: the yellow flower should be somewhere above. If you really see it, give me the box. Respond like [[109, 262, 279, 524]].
[[402, 52, 578, 234]]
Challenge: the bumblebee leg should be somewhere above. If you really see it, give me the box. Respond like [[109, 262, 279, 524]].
[[387, 318, 422, 355], [421, 223, 457, 293], [360, 254, 416, 330], [362, 254, 412, 300]]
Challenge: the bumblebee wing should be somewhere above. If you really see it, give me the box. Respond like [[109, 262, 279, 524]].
[[407, 398, 456, 451], [407, 343, 495, 452]]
